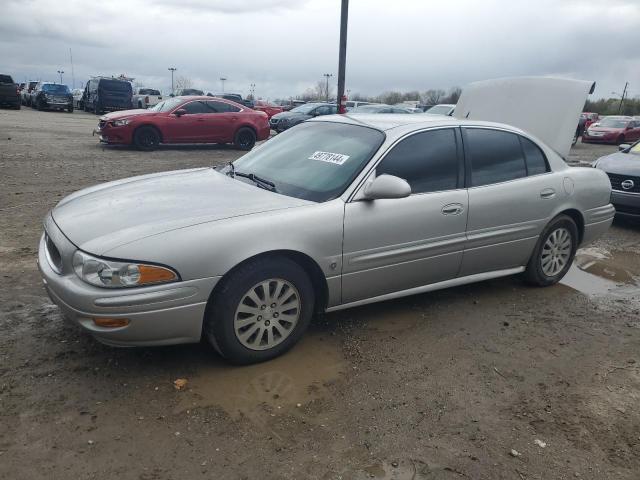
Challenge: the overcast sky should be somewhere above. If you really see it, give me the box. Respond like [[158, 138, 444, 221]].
[[1, 0, 638, 101]]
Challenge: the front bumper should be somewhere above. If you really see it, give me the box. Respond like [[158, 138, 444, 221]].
[[582, 133, 618, 144], [93, 123, 133, 145], [611, 190, 640, 217], [38, 215, 220, 346]]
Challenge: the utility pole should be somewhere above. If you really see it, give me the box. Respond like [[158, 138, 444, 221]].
[[168, 67, 177, 95], [618, 81, 629, 114], [57, 70, 64, 84], [336, 0, 349, 113], [249, 83, 256, 99], [69, 48, 75, 89], [323, 73, 333, 102], [220, 77, 227, 93]]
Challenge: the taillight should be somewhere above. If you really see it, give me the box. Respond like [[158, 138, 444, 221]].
[[145, 96, 149, 104]]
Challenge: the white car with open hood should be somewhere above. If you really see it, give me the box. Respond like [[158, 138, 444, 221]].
[[38, 77, 613, 364]]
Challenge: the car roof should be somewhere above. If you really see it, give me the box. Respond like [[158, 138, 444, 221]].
[[310, 113, 531, 135]]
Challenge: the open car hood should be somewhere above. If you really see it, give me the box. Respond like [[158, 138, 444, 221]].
[[454, 77, 595, 158]]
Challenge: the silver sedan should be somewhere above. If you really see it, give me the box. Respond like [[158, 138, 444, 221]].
[[38, 78, 614, 364]]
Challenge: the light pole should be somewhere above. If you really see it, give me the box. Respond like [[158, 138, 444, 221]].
[[57, 70, 64, 84], [249, 83, 256, 99], [323, 73, 333, 102], [336, 0, 349, 112], [168, 67, 177, 95], [220, 77, 227, 93]]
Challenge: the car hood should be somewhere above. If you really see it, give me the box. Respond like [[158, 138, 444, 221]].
[[454, 77, 595, 158], [272, 111, 310, 121], [595, 151, 640, 175], [100, 109, 159, 120], [51, 168, 311, 255]]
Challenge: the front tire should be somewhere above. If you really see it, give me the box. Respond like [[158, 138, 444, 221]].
[[67, 106, 74, 113], [133, 126, 160, 151], [524, 214, 578, 286], [203, 256, 315, 364], [234, 127, 256, 151], [616, 135, 625, 145]]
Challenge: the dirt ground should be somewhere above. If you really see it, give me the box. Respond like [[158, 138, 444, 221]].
[[1, 108, 639, 480]]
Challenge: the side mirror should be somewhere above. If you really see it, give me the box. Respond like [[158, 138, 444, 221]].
[[362, 174, 411, 200], [174, 109, 187, 117], [618, 144, 631, 151]]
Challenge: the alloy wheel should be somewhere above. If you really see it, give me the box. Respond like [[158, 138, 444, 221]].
[[541, 227, 572, 277], [234, 278, 301, 351]]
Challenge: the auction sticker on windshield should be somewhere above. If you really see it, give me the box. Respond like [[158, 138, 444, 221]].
[[309, 151, 350, 165]]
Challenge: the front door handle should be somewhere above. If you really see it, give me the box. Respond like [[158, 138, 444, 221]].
[[441, 203, 464, 215], [540, 188, 556, 199]]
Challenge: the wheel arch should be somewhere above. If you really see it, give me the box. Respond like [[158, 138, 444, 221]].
[[557, 208, 584, 244], [235, 124, 257, 138], [207, 249, 329, 313]]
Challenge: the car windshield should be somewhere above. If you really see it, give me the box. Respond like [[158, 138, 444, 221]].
[[290, 104, 317, 114], [425, 105, 453, 115], [149, 97, 184, 112], [352, 105, 387, 113], [42, 84, 70, 93], [598, 118, 629, 128], [227, 122, 385, 202]]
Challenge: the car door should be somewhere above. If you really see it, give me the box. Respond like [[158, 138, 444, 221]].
[[628, 121, 640, 142], [167, 100, 211, 142], [459, 127, 561, 276], [202, 100, 242, 142], [341, 128, 468, 304]]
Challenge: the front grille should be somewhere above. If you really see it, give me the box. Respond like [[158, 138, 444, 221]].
[[44, 233, 63, 274], [607, 173, 640, 193]]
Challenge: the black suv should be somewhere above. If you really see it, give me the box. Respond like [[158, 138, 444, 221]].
[[208, 92, 254, 109], [0, 74, 20, 109], [31, 83, 73, 112], [83, 78, 133, 114]]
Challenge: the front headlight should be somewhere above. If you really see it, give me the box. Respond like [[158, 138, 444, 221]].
[[112, 118, 131, 126], [72, 251, 178, 288]]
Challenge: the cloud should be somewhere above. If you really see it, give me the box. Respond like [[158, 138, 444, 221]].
[[1, 0, 639, 100]]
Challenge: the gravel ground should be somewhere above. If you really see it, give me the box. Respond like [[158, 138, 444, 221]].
[[1, 108, 639, 480]]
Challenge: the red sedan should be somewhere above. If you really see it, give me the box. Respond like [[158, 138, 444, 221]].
[[95, 96, 270, 151], [253, 100, 283, 119], [582, 116, 640, 145]]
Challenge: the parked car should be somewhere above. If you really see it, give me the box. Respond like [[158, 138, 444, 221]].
[[345, 100, 372, 111], [21, 81, 38, 106], [269, 103, 336, 132], [582, 116, 640, 145], [132, 88, 163, 109], [175, 88, 204, 96], [0, 74, 20, 109], [93, 96, 269, 151], [208, 93, 254, 109], [253, 100, 284, 119], [71, 88, 84, 109], [279, 99, 306, 111], [351, 104, 413, 114], [38, 77, 613, 364], [84, 77, 133, 114], [422, 103, 456, 116], [593, 140, 640, 217], [31, 83, 73, 112], [581, 112, 599, 129]]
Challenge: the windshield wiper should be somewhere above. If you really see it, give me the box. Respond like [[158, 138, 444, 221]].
[[235, 171, 277, 192]]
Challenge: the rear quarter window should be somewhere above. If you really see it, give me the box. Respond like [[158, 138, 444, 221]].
[[520, 137, 549, 175]]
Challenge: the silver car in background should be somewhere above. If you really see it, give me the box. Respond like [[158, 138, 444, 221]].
[[594, 140, 640, 218], [38, 77, 614, 364]]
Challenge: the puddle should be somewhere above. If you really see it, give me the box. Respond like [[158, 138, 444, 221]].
[[175, 332, 345, 425], [560, 249, 638, 296]]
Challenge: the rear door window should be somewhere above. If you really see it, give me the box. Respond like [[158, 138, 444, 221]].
[[520, 136, 549, 175], [205, 101, 241, 113], [464, 128, 527, 187], [182, 101, 211, 114]]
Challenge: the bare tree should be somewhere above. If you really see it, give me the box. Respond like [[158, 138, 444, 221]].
[[174, 76, 193, 91], [422, 89, 446, 105]]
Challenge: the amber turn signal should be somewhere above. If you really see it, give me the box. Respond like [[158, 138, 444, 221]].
[[137, 265, 177, 285], [93, 317, 130, 328]]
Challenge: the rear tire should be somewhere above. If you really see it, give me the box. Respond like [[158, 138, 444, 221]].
[[234, 127, 256, 151], [524, 214, 578, 287], [616, 135, 625, 145], [203, 256, 315, 365], [67, 106, 73, 113], [133, 126, 160, 151]]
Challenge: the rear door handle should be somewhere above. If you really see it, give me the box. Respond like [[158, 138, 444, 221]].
[[441, 203, 464, 215], [540, 188, 556, 199]]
